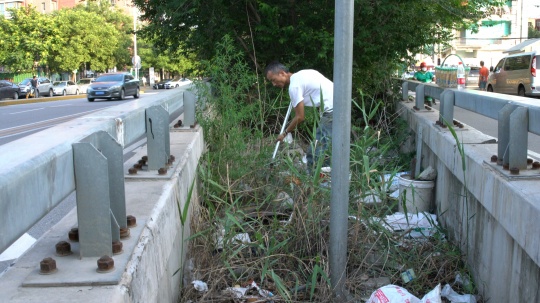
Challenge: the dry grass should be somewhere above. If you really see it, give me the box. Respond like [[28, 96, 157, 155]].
[[178, 158, 478, 303]]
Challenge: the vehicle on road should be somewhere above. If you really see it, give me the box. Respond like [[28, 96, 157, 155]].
[[0, 80, 20, 100], [86, 72, 140, 102], [19, 77, 54, 98], [76, 78, 95, 94], [466, 66, 480, 89], [52, 81, 80, 96], [164, 78, 192, 89], [153, 79, 172, 89], [486, 51, 540, 97]]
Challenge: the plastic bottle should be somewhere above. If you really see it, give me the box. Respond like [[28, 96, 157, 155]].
[[457, 62, 466, 90]]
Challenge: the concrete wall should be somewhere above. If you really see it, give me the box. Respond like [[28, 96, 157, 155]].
[[399, 101, 540, 302]]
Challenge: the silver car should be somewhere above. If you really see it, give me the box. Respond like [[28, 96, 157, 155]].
[[52, 81, 80, 96], [18, 77, 54, 98], [76, 78, 95, 94]]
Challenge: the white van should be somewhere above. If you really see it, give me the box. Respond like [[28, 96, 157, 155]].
[[486, 51, 540, 97]]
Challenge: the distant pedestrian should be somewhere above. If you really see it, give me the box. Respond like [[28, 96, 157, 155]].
[[142, 76, 147, 86], [479, 61, 489, 91], [27, 75, 38, 99]]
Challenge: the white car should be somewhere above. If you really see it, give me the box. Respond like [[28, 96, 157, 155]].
[[52, 81, 80, 96], [164, 78, 192, 89], [76, 78, 95, 94]]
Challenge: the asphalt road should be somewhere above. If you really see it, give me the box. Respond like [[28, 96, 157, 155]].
[[0, 90, 162, 145], [429, 100, 540, 154]]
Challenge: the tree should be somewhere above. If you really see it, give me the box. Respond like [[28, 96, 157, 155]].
[[0, 6, 55, 73], [49, 9, 118, 74], [134, 0, 505, 92], [72, 1, 133, 71]]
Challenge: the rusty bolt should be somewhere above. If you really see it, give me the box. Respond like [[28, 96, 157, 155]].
[[142, 155, 148, 161], [170, 155, 175, 162], [134, 163, 143, 169], [502, 163, 509, 170], [158, 167, 167, 175], [127, 215, 137, 227], [40, 257, 57, 274], [527, 158, 533, 165], [177, 120, 183, 127], [97, 255, 114, 273], [55, 241, 72, 256], [138, 159, 146, 165], [120, 227, 130, 239], [112, 241, 123, 255], [533, 162, 540, 169], [128, 168, 138, 175], [510, 167, 519, 175], [490, 155, 498, 163], [68, 227, 79, 242]]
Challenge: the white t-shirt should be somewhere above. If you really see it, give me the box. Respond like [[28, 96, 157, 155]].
[[288, 70, 333, 113]]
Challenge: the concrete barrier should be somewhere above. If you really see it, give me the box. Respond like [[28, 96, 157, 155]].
[[1, 126, 204, 303], [398, 101, 540, 302]]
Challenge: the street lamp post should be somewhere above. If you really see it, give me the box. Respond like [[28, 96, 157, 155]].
[[133, 6, 139, 80]]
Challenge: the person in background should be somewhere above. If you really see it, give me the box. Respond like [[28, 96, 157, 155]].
[[27, 75, 38, 99], [265, 61, 333, 173], [478, 61, 489, 91], [413, 62, 436, 105]]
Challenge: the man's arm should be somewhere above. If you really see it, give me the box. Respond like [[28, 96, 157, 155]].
[[276, 101, 305, 142]]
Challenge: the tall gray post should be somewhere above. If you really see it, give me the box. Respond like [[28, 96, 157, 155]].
[[330, 0, 354, 299]]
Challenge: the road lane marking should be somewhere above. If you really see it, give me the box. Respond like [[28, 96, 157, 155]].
[[0, 109, 104, 138], [9, 108, 45, 114]]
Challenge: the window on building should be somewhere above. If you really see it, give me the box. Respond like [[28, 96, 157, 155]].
[[0, 4, 5, 17]]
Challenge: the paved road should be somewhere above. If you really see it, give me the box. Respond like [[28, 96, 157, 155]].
[[430, 101, 540, 154], [0, 89, 162, 145]]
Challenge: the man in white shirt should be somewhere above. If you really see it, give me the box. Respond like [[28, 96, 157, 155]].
[[265, 61, 333, 171]]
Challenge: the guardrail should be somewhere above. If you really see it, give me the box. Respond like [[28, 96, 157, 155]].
[[0, 87, 196, 254], [402, 80, 540, 174]]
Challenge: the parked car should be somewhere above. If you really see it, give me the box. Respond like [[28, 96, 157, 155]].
[[76, 78, 95, 94], [153, 79, 172, 89], [52, 81, 80, 96], [466, 66, 480, 89], [487, 51, 540, 97], [19, 77, 54, 98], [164, 78, 192, 89], [0, 80, 20, 100], [86, 72, 140, 102]]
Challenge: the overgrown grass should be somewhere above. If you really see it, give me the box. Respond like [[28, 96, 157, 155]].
[[180, 36, 479, 302]]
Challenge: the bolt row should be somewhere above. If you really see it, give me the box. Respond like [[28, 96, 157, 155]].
[[39, 215, 137, 274], [490, 155, 540, 175], [128, 155, 176, 175]]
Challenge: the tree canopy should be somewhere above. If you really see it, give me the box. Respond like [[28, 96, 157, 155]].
[[134, 0, 504, 91]]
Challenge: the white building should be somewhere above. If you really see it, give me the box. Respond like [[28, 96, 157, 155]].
[[442, 0, 540, 68]]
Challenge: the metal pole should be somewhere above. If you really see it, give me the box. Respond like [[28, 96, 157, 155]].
[[272, 103, 293, 160], [133, 7, 139, 80], [330, 0, 354, 300]]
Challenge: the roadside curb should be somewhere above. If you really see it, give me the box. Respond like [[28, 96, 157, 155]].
[[0, 90, 147, 107]]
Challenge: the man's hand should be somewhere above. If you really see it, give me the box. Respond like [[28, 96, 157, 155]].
[[276, 133, 286, 142]]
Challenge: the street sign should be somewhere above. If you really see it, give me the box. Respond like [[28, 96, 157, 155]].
[[132, 55, 141, 69]]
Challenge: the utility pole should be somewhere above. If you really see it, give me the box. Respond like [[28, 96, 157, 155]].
[[330, 0, 354, 300], [133, 6, 139, 80]]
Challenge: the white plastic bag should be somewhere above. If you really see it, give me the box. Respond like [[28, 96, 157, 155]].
[[441, 284, 476, 303], [367, 284, 441, 303]]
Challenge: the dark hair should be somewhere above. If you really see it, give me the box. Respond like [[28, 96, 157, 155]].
[[264, 61, 289, 76], [480, 61, 484, 66]]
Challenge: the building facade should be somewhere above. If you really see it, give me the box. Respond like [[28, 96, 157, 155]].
[[444, 0, 540, 68]]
